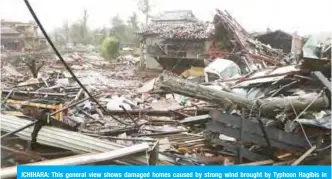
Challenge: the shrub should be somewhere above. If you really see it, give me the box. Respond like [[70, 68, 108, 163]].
[[101, 36, 120, 59]]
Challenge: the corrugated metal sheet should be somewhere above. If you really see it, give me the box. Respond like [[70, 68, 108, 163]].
[[233, 65, 300, 87], [0, 115, 150, 164], [0, 143, 150, 179]]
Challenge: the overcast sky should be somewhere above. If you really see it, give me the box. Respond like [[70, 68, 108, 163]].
[[1, 0, 331, 35]]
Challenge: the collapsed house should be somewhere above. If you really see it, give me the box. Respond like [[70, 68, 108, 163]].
[[138, 9, 291, 75], [1, 20, 48, 51], [137, 10, 213, 73], [254, 30, 303, 54], [1, 26, 24, 51]]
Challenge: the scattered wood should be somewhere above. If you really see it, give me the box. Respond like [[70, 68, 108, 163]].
[[179, 114, 210, 124], [207, 110, 316, 151], [291, 145, 317, 166]]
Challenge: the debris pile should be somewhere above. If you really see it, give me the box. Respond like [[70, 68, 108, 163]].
[[209, 9, 286, 72], [151, 58, 331, 164], [1, 8, 331, 175]]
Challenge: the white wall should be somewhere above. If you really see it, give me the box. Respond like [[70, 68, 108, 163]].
[[142, 37, 163, 70]]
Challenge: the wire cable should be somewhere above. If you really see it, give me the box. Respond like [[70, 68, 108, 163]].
[[23, 0, 127, 125]]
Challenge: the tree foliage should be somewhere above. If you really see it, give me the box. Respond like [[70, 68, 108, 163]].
[[111, 15, 127, 41], [111, 14, 140, 47], [101, 36, 120, 59], [127, 12, 139, 30], [52, 9, 92, 45], [52, 9, 142, 48]]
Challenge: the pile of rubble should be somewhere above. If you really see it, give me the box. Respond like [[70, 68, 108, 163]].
[[1, 55, 330, 170], [210, 9, 287, 73], [1, 9, 331, 178]]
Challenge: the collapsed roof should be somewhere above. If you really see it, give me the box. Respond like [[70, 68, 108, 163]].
[[137, 22, 213, 40], [213, 9, 285, 58], [138, 10, 213, 40], [209, 9, 287, 71], [1, 26, 21, 35]]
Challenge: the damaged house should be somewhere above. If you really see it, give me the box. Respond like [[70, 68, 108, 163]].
[[254, 30, 304, 54], [137, 10, 213, 73], [1, 20, 47, 51], [1, 26, 24, 51]]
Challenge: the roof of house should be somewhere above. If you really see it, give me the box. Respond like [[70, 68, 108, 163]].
[[151, 10, 197, 22], [137, 22, 213, 40], [1, 26, 21, 35], [1, 20, 37, 27], [254, 30, 292, 39]]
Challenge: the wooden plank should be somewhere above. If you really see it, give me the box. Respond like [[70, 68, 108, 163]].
[[291, 145, 317, 166], [179, 114, 211, 124], [313, 71, 331, 94], [207, 120, 306, 151], [238, 160, 274, 166], [210, 110, 314, 148], [238, 109, 245, 163], [211, 139, 270, 161]]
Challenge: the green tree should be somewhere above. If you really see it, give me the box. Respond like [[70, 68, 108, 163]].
[[69, 22, 83, 44], [127, 12, 139, 30], [101, 36, 120, 59], [111, 15, 127, 41], [52, 27, 66, 46], [126, 13, 140, 46], [91, 28, 106, 46], [67, 9, 92, 45]]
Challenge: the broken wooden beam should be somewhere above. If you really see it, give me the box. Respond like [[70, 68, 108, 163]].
[[2, 90, 67, 97], [156, 72, 329, 117], [179, 114, 211, 124], [203, 131, 270, 162], [238, 159, 275, 166], [257, 92, 329, 117], [312, 71, 331, 100], [104, 109, 210, 116], [156, 72, 254, 110], [291, 145, 317, 166]]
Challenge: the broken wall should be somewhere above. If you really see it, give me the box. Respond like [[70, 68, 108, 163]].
[[143, 36, 163, 70], [291, 33, 304, 55]]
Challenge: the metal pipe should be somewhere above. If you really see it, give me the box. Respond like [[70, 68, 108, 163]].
[[1, 89, 14, 105], [0, 143, 149, 179], [119, 105, 137, 126]]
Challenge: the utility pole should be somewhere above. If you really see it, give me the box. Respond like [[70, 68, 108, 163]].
[[145, 0, 149, 27], [138, 0, 151, 70]]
